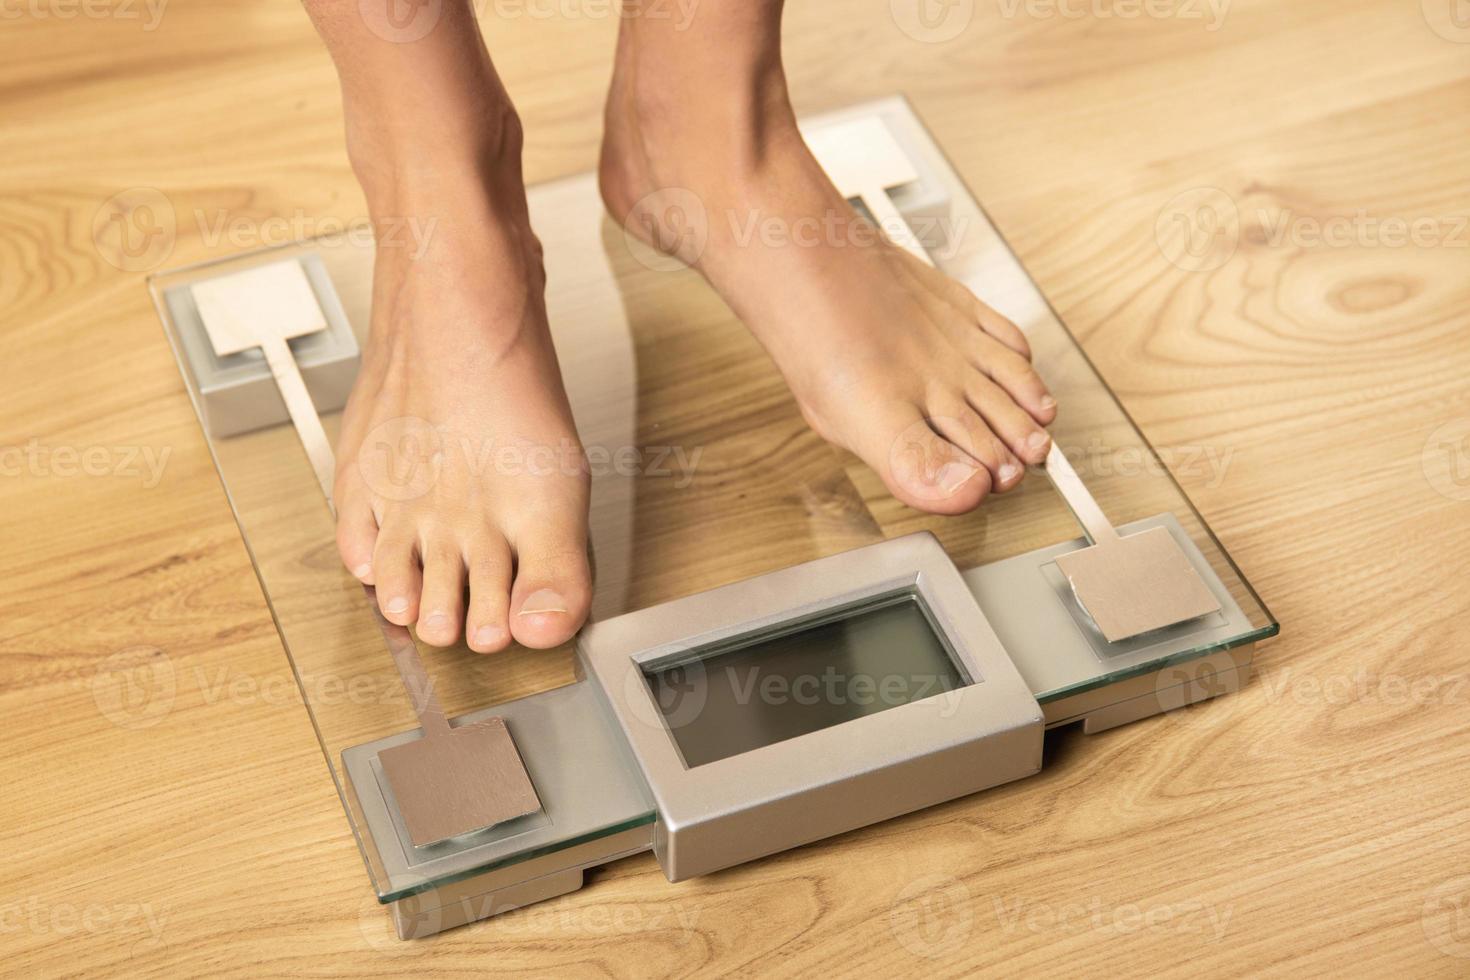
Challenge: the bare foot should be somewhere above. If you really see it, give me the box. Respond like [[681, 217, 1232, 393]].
[[333, 114, 591, 652], [599, 14, 1056, 514]]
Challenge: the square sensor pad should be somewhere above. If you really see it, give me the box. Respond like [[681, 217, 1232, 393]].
[[164, 253, 359, 439]]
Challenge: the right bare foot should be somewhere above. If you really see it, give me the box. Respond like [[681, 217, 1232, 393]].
[[332, 112, 592, 652]]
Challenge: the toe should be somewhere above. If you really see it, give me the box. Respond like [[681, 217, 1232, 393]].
[[466, 535, 514, 654], [509, 532, 592, 650], [877, 403, 994, 515], [967, 331, 1057, 425], [371, 527, 422, 626], [929, 405, 1027, 493], [973, 299, 1033, 361], [966, 375, 1053, 465], [892, 252, 1036, 364], [415, 534, 466, 648], [334, 483, 380, 583]]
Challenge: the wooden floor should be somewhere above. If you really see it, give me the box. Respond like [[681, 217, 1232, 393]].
[[3, 0, 1469, 976]]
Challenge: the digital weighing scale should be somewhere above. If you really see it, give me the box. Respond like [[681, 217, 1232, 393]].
[[151, 97, 1277, 939]]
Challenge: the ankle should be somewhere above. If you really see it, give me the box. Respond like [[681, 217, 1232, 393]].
[[346, 99, 526, 216], [615, 18, 795, 169]]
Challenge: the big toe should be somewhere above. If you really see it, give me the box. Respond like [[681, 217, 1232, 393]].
[[873, 405, 993, 515], [509, 531, 592, 649], [334, 479, 380, 584]]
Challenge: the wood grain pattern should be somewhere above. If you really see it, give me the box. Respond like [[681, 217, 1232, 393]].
[[2, 0, 1468, 976]]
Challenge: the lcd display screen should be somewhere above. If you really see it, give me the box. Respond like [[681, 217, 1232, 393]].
[[642, 594, 968, 768]]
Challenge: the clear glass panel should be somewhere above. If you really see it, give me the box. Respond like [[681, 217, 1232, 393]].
[[149, 96, 1276, 902]]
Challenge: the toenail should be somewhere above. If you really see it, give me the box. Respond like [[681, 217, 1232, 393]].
[[353, 563, 372, 579], [386, 597, 409, 615], [422, 612, 448, 630], [936, 460, 979, 495], [1027, 431, 1050, 453], [474, 626, 505, 647], [1040, 395, 1057, 411], [999, 462, 1021, 484], [518, 589, 568, 616]]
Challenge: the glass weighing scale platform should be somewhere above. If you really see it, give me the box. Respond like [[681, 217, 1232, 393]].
[[150, 96, 1278, 939]]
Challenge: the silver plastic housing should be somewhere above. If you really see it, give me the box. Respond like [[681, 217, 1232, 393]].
[[577, 531, 1045, 881]]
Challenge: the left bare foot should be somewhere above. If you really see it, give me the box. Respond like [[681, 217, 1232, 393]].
[[598, 6, 1056, 515]]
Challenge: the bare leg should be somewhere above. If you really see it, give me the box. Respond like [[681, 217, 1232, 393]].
[[303, 0, 590, 650], [600, 0, 1057, 514]]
